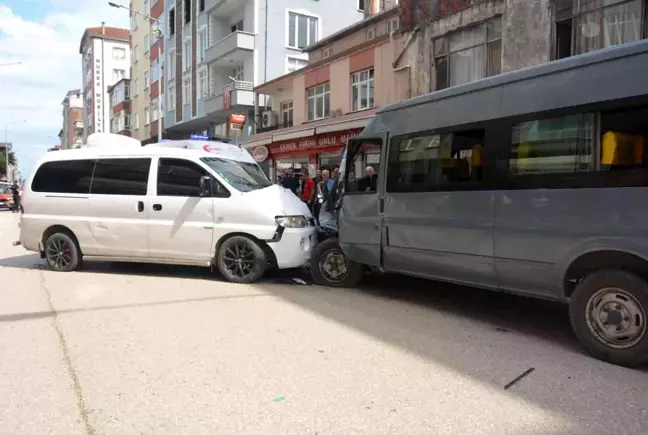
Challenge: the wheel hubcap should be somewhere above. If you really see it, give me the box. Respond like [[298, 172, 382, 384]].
[[46, 237, 72, 270], [585, 287, 647, 349], [318, 249, 350, 283], [223, 242, 256, 278]]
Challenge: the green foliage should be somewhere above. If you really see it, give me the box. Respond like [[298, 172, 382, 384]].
[[0, 151, 17, 176]]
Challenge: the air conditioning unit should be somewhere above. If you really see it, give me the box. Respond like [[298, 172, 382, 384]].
[[261, 110, 278, 128]]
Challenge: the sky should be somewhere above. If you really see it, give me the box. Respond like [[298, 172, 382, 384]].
[[0, 0, 129, 178]]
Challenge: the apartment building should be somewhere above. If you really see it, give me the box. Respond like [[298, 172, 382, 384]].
[[79, 25, 131, 141], [60, 89, 84, 150], [108, 79, 133, 136], [242, 0, 648, 179], [161, 0, 364, 140], [129, 0, 166, 143], [241, 2, 407, 179]]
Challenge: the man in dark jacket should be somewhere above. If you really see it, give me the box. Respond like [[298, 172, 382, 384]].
[[10, 182, 20, 213]]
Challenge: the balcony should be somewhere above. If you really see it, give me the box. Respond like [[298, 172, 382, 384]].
[[205, 31, 254, 67], [205, 0, 244, 16], [204, 81, 254, 117]]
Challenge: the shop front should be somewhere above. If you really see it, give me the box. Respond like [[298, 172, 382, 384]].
[[249, 128, 364, 182]]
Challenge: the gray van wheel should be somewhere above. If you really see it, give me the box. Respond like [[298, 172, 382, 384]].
[[310, 238, 364, 288], [44, 232, 81, 272], [569, 270, 648, 367], [217, 236, 266, 284]]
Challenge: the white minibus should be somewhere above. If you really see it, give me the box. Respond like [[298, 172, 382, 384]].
[[18, 133, 314, 283]]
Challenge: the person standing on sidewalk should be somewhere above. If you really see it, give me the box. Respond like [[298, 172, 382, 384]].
[[10, 182, 20, 213], [300, 172, 315, 214]]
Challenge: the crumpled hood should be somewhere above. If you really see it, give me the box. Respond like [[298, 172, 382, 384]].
[[242, 184, 312, 218]]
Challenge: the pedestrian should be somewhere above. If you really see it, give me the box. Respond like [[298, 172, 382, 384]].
[[10, 181, 20, 213], [281, 169, 299, 196], [300, 172, 315, 214]]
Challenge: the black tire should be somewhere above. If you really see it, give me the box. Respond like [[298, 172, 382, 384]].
[[310, 238, 364, 287], [216, 236, 266, 284], [44, 232, 81, 272], [569, 270, 648, 367]]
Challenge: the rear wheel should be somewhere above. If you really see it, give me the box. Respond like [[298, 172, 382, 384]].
[[310, 238, 364, 287], [217, 236, 266, 284], [569, 270, 648, 367], [44, 232, 81, 272]]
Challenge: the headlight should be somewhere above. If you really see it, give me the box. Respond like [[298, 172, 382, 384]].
[[275, 215, 308, 228]]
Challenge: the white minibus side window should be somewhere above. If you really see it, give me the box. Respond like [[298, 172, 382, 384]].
[[90, 158, 151, 196], [31, 160, 95, 194]]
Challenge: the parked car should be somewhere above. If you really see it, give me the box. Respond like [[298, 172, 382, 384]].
[[0, 185, 13, 210]]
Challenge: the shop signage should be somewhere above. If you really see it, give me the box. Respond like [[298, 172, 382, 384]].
[[94, 57, 103, 133], [251, 145, 269, 162], [270, 129, 363, 155]]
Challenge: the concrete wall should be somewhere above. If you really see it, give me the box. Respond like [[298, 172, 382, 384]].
[[501, 0, 552, 73]]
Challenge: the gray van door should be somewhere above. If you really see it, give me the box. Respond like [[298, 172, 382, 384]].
[[338, 137, 384, 268]]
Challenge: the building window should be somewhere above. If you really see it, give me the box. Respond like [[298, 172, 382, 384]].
[[152, 59, 160, 82], [183, 78, 191, 105], [433, 18, 502, 91], [198, 69, 207, 98], [199, 0, 205, 13], [366, 28, 376, 41], [135, 113, 139, 129], [307, 83, 330, 121], [184, 0, 191, 25], [151, 98, 159, 121], [232, 65, 244, 81], [183, 40, 191, 71], [556, 0, 647, 59], [168, 48, 175, 80], [231, 20, 243, 33], [144, 70, 150, 89], [198, 27, 207, 63], [133, 45, 139, 62], [133, 79, 139, 96], [145, 107, 150, 125], [144, 34, 150, 53], [281, 101, 294, 127], [351, 68, 374, 111], [144, 0, 149, 12], [286, 56, 308, 73], [388, 17, 400, 33], [288, 12, 318, 49], [322, 47, 333, 59], [169, 7, 176, 36], [358, 0, 365, 11], [386, 130, 486, 192], [112, 47, 126, 60], [112, 69, 126, 82], [168, 84, 176, 110]]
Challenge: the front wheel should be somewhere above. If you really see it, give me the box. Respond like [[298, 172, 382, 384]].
[[569, 270, 648, 367], [310, 238, 364, 287], [216, 236, 266, 284]]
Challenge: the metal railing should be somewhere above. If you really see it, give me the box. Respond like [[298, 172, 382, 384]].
[[204, 80, 254, 100]]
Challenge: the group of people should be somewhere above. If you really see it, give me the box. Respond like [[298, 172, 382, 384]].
[[278, 164, 378, 220]]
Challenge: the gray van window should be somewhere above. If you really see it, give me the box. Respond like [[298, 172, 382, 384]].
[[31, 160, 95, 194], [91, 158, 151, 195], [200, 157, 271, 192]]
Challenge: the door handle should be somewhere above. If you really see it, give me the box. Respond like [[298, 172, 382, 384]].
[[137, 201, 144, 212], [153, 204, 162, 211]]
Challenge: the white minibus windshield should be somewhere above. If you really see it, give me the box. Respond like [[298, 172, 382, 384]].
[[201, 157, 272, 192]]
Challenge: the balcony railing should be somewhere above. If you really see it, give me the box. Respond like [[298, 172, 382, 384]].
[[204, 80, 254, 100]]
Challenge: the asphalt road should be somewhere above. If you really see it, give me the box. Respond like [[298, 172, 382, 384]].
[[0, 211, 647, 435]]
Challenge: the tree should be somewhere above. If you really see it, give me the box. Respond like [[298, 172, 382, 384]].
[[0, 152, 17, 177]]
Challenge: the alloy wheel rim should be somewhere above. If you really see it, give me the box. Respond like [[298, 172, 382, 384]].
[[223, 241, 257, 278], [46, 237, 73, 270], [318, 249, 350, 283], [585, 286, 647, 349]]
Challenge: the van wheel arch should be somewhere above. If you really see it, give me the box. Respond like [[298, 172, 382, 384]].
[[42, 225, 82, 256], [564, 250, 648, 298], [213, 232, 277, 269]]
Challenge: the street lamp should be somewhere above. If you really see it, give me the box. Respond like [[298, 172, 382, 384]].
[[4, 120, 26, 183], [109, 1, 164, 142]]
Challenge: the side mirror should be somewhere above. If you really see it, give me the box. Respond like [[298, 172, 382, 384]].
[[199, 176, 212, 197]]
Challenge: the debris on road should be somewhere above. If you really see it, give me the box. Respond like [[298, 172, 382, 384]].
[[504, 367, 535, 390]]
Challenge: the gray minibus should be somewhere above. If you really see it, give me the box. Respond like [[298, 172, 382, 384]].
[[310, 39, 648, 367]]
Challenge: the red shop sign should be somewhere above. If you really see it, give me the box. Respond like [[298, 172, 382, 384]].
[[270, 128, 363, 155]]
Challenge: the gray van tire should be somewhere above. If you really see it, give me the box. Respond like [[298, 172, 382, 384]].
[[44, 232, 81, 272], [310, 238, 364, 288], [569, 270, 648, 367], [216, 236, 266, 284]]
